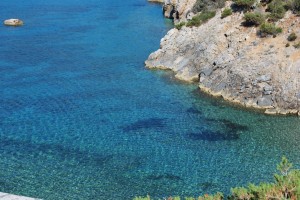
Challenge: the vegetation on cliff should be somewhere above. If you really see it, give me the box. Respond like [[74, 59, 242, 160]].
[[149, 0, 300, 114], [221, 8, 233, 18], [287, 32, 297, 41], [176, 0, 300, 39], [134, 157, 300, 200], [259, 22, 282, 36], [243, 12, 265, 25], [186, 11, 216, 27], [192, 0, 225, 13]]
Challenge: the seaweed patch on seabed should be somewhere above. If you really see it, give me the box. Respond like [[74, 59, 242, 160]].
[[186, 118, 249, 141], [198, 181, 219, 192], [186, 107, 203, 115], [207, 118, 249, 132], [0, 136, 113, 167], [121, 118, 166, 132], [187, 130, 239, 141]]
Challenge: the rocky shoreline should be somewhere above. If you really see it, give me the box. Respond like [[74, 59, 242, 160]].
[[146, 0, 300, 115]]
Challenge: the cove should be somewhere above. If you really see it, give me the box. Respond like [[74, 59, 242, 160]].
[[0, 0, 300, 199]]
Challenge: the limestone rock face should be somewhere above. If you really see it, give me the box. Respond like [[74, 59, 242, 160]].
[[163, 0, 196, 22], [146, 7, 300, 115], [4, 19, 23, 26]]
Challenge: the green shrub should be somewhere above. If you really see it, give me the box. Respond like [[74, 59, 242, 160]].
[[134, 193, 223, 200], [186, 11, 216, 27], [243, 12, 265, 25], [175, 22, 186, 30], [259, 22, 282, 36], [233, 0, 256, 9], [133, 195, 150, 200], [221, 8, 232, 18], [231, 187, 254, 199], [134, 157, 300, 200], [229, 157, 300, 200], [293, 42, 300, 48], [286, 43, 290, 47], [288, 32, 297, 41], [193, 0, 225, 13], [267, 0, 287, 21]]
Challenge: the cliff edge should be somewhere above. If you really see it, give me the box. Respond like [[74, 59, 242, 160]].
[[146, 0, 300, 115]]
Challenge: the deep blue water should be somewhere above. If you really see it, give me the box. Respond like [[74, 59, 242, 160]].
[[1, 0, 300, 199]]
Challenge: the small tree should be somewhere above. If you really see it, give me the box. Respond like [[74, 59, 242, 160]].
[[277, 156, 293, 176], [267, 0, 287, 21], [259, 22, 282, 37]]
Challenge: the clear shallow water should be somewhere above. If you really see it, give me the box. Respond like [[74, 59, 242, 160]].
[[0, 0, 300, 199]]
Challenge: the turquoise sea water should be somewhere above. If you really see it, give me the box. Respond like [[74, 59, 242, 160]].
[[1, 0, 300, 199]]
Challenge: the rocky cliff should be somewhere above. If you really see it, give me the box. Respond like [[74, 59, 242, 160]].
[[146, 1, 300, 115], [161, 0, 196, 22]]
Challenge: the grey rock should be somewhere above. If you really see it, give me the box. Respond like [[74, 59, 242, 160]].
[[257, 95, 273, 107], [256, 74, 271, 82], [200, 68, 213, 76]]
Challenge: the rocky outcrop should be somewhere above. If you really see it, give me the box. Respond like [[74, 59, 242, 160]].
[[162, 0, 196, 22], [148, 0, 164, 3], [4, 19, 23, 26], [146, 4, 300, 115]]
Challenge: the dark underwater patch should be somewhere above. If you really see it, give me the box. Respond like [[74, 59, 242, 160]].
[[206, 118, 249, 132], [220, 119, 248, 131], [0, 136, 112, 167], [199, 181, 219, 191], [209, 100, 226, 109], [186, 107, 203, 115], [121, 118, 166, 132], [187, 118, 248, 141], [187, 130, 239, 141]]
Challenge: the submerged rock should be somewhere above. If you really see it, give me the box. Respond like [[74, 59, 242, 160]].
[[4, 19, 23, 26]]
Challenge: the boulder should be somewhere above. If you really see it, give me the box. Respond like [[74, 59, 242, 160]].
[[4, 19, 23, 26]]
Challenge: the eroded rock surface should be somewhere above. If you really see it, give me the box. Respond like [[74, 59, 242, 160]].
[[146, 5, 300, 115], [163, 0, 196, 22]]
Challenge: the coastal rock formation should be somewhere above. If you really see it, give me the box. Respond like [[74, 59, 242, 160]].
[[148, 0, 164, 3], [4, 19, 23, 26], [162, 0, 196, 22], [146, 4, 300, 115]]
